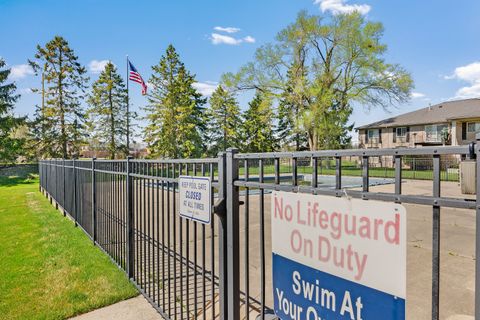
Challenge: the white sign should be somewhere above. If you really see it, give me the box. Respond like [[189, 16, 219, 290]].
[[271, 191, 406, 319], [179, 176, 212, 224]]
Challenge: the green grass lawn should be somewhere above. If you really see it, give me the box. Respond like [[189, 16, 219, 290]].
[[0, 176, 138, 320]]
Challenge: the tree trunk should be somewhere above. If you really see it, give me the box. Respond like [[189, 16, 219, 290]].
[[109, 73, 116, 159], [58, 49, 67, 159]]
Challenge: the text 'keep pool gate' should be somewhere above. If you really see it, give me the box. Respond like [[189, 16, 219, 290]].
[[39, 141, 480, 320]]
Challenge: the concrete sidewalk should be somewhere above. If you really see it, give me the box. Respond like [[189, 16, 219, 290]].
[[70, 295, 162, 320]]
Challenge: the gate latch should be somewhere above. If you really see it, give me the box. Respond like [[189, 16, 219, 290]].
[[469, 142, 476, 159], [213, 198, 226, 217]]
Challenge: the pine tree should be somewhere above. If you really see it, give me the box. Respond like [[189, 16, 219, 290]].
[[30, 36, 88, 158], [28, 104, 53, 159], [86, 62, 128, 159], [242, 92, 276, 152], [206, 86, 242, 156], [0, 58, 25, 163], [143, 45, 206, 158]]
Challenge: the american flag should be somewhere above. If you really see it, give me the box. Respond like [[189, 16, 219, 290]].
[[128, 60, 147, 95]]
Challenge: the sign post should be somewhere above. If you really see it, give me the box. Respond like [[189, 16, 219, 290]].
[[179, 175, 212, 224], [271, 191, 406, 319]]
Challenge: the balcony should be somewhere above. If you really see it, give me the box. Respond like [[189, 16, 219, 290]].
[[412, 132, 448, 145]]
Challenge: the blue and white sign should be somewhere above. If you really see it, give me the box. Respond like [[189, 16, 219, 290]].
[[179, 176, 211, 224], [271, 191, 406, 320]]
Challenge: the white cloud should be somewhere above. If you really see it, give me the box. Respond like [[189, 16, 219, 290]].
[[411, 92, 426, 99], [314, 0, 371, 15], [8, 64, 34, 80], [211, 33, 243, 45], [445, 61, 480, 99], [88, 59, 110, 74], [211, 33, 256, 45], [243, 36, 256, 43], [214, 26, 241, 34], [193, 81, 218, 96], [455, 83, 480, 99]]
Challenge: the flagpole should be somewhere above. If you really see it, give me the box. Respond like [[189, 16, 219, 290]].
[[126, 55, 130, 157]]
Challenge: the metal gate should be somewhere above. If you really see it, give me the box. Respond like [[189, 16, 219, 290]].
[[39, 142, 480, 320]]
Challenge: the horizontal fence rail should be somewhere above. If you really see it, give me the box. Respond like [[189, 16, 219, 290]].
[[39, 142, 480, 320]]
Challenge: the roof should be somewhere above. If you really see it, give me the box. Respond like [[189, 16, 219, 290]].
[[356, 98, 480, 130]]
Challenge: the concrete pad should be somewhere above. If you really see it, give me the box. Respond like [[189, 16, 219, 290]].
[[446, 316, 474, 320], [69, 295, 162, 320]]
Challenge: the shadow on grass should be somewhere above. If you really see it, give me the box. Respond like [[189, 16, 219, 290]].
[[0, 175, 38, 188]]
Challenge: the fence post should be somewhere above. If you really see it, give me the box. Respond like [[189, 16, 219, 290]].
[[50, 160, 54, 205], [432, 154, 441, 319], [362, 156, 369, 192], [73, 158, 78, 227], [216, 152, 228, 319], [475, 133, 480, 319], [225, 148, 240, 320], [63, 159, 66, 217], [39, 161, 42, 192], [45, 161, 49, 199], [92, 158, 97, 244], [126, 156, 134, 279], [55, 159, 58, 209]]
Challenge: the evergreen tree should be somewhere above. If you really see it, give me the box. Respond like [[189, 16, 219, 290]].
[[205, 86, 242, 156], [143, 45, 206, 158], [86, 62, 128, 159], [242, 92, 277, 152], [28, 104, 53, 159], [30, 36, 88, 158], [0, 58, 25, 163]]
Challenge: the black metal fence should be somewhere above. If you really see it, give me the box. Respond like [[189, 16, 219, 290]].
[[39, 143, 480, 320]]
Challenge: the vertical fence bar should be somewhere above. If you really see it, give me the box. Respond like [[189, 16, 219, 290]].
[[395, 155, 402, 195], [55, 160, 58, 209], [335, 156, 341, 190], [362, 156, 369, 192], [274, 157, 280, 185], [475, 134, 480, 319], [217, 152, 227, 320], [244, 159, 250, 320], [312, 157, 318, 189], [127, 156, 134, 278], [259, 158, 265, 320], [432, 154, 441, 320], [225, 148, 240, 320], [292, 157, 297, 186], [92, 158, 97, 244], [209, 161, 216, 320], [63, 159, 66, 216], [73, 158, 78, 227]]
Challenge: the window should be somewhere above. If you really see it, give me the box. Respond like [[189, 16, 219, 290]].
[[396, 127, 407, 137], [368, 129, 379, 139], [425, 124, 448, 142], [467, 122, 480, 133]]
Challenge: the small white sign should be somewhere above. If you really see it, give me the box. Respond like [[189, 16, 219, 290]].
[[179, 176, 212, 224]]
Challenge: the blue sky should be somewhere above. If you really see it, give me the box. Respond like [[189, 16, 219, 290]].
[[1, 0, 480, 143]]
